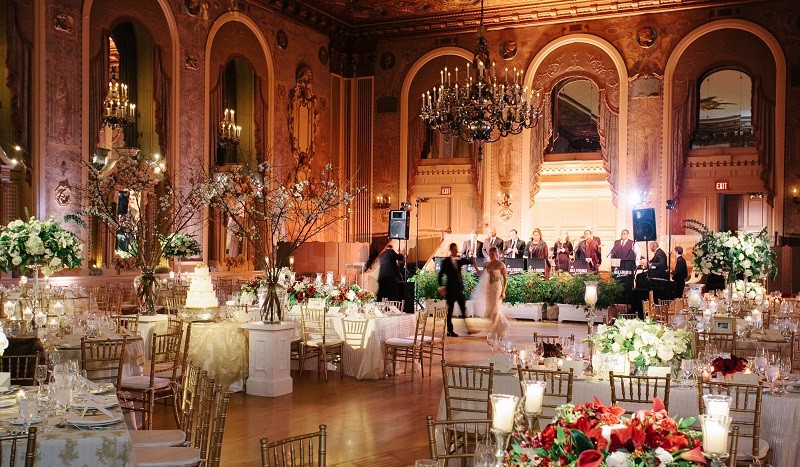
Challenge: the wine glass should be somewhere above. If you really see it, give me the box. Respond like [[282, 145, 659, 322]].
[[473, 440, 495, 467], [680, 359, 695, 388], [497, 336, 507, 356], [765, 365, 782, 395], [18, 397, 38, 434], [754, 350, 768, 376], [35, 364, 48, 394], [487, 333, 499, 354], [573, 342, 588, 361], [779, 356, 792, 381]]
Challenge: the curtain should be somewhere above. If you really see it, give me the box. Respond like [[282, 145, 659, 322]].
[[598, 90, 620, 205], [254, 76, 266, 161], [671, 84, 696, 201], [88, 31, 109, 160], [152, 45, 171, 158], [752, 78, 775, 205], [529, 93, 553, 205], [5, 1, 32, 166], [406, 117, 425, 201], [208, 67, 224, 166]]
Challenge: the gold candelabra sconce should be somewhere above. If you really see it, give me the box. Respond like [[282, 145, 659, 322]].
[[498, 192, 512, 220], [790, 186, 800, 204], [373, 194, 392, 210]]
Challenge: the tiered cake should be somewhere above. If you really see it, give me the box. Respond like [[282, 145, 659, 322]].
[[185, 263, 219, 308]]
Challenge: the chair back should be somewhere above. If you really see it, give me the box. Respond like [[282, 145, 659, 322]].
[[0, 427, 37, 467], [260, 424, 327, 467], [380, 299, 404, 313], [206, 383, 230, 467], [441, 361, 494, 419], [695, 332, 735, 357], [608, 372, 671, 412], [341, 319, 368, 349], [191, 372, 216, 458], [179, 363, 203, 443], [517, 368, 574, 418], [306, 298, 326, 310], [651, 303, 670, 324], [0, 354, 40, 386], [425, 416, 491, 463], [300, 307, 330, 345], [80, 337, 127, 388], [532, 333, 575, 346], [697, 381, 764, 459], [150, 330, 183, 384], [167, 315, 183, 335], [116, 314, 140, 334], [165, 295, 183, 315]]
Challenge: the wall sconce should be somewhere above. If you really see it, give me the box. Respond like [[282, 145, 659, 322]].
[[791, 186, 800, 204], [498, 192, 512, 220], [373, 194, 391, 210]]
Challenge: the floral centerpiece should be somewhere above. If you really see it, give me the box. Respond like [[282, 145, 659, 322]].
[[685, 220, 776, 280], [588, 318, 692, 373], [326, 283, 375, 307], [542, 343, 564, 358], [711, 355, 747, 376], [162, 232, 201, 260], [0, 216, 83, 277], [286, 281, 323, 307], [237, 277, 267, 305], [509, 398, 705, 466], [729, 280, 765, 302]]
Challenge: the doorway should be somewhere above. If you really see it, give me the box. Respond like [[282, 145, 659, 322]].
[[719, 193, 767, 232]]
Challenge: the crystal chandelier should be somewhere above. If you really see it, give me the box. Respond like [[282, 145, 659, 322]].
[[102, 66, 137, 128], [420, 0, 542, 144], [219, 108, 241, 147]]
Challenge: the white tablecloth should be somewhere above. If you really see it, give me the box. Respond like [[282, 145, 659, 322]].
[[439, 372, 800, 466], [331, 314, 417, 379]]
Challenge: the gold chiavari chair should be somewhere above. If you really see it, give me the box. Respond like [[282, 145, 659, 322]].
[[116, 314, 140, 335], [0, 354, 40, 386], [694, 331, 736, 358], [425, 416, 492, 464], [697, 380, 770, 463], [299, 305, 344, 381], [0, 427, 37, 467], [80, 337, 128, 388], [384, 310, 426, 379], [441, 361, 494, 420], [165, 295, 184, 315], [260, 424, 327, 467], [532, 333, 575, 346], [608, 372, 671, 413], [791, 332, 800, 372], [642, 300, 654, 321], [379, 299, 404, 313], [420, 306, 447, 375], [517, 368, 574, 419]]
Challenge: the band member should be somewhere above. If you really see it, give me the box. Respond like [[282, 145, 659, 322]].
[[525, 228, 549, 259], [552, 231, 573, 272], [482, 228, 504, 259], [672, 246, 688, 298], [575, 229, 601, 272], [610, 229, 640, 262], [438, 243, 475, 337], [376, 245, 404, 302], [461, 231, 483, 259], [503, 229, 526, 258], [648, 241, 669, 279]]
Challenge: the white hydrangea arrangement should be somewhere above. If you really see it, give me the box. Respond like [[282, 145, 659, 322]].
[[686, 220, 776, 280], [589, 318, 692, 370], [730, 279, 766, 301], [0, 216, 83, 276]]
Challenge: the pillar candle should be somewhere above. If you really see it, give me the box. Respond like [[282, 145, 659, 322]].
[[492, 397, 516, 432], [703, 418, 727, 455], [524, 382, 545, 414]]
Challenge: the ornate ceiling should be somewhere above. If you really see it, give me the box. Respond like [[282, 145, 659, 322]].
[[255, 0, 764, 37]]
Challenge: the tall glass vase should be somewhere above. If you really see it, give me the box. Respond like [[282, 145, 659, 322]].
[[260, 280, 286, 324], [722, 270, 733, 315], [135, 270, 159, 316]]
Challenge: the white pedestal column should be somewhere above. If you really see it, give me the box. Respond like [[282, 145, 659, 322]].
[[138, 314, 169, 357], [241, 322, 294, 397]]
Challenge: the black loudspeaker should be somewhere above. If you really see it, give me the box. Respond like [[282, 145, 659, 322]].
[[117, 191, 130, 215], [632, 208, 657, 241], [403, 281, 415, 313], [388, 210, 409, 240]]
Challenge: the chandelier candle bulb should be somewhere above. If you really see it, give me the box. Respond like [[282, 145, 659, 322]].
[[52, 301, 64, 316], [3, 301, 13, 318]]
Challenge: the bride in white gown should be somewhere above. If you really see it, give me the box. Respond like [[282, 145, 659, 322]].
[[471, 247, 510, 335]]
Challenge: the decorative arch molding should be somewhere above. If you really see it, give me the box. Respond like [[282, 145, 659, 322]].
[[663, 18, 786, 234], [204, 12, 276, 170], [80, 0, 181, 177], [522, 34, 629, 210], [399, 46, 472, 203]]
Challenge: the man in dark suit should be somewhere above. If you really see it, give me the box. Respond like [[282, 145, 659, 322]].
[[376, 245, 404, 302], [461, 231, 483, 259], [438, 243, 474, 337], [482, 227, 504, 258], [648, 241, 669, 279], [672, 246, 688, 299], [610, 229, 639, 262], [503, 229, 526, 258]]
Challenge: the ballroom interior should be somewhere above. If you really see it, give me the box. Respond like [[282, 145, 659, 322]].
[[1, 0, 800, 464]]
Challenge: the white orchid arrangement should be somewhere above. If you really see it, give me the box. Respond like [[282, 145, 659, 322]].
[[162, 232, 201, 259], [685, 220, 776, 280], [0, 216, 83, 276], [589, 318, 692, 370]]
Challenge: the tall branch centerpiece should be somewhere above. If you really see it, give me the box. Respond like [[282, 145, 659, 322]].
[[209, 161, 361, 323], [70, 148, 214, 315]]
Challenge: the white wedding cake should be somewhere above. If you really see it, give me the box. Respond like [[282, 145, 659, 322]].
[[185, 264, 219, 309]]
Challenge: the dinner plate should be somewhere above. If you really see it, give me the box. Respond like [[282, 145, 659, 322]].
[[0, 399, 15, 408], [89, 383, 115, 395], [71, 397, 118, 410], [10, 416, 43, 425], [66, 413, 123, 427]]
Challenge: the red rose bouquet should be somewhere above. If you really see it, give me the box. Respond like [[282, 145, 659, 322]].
[[711, 355, 747, 376], [541, 342, 564, 358], [508, 398, 706, 466]]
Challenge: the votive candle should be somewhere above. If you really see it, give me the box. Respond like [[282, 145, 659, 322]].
[[490, 394, 518, 432]]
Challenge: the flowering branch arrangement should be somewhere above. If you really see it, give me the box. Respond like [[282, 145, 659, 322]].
[[588, 318, 692, 371], [209, 160, 363, 322], [509, 398, 705, 466], [0, 216, 83, 276], [711, 355, 747, 376], [161, 232, 201, 259], [685, 219, 776, 280]]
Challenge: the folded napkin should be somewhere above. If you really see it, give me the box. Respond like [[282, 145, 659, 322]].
[[81, 394, 115, 419]]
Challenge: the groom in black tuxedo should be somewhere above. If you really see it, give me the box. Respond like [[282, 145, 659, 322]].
[[438, 243, 475, 337]]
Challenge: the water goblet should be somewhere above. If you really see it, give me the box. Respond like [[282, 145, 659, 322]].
[[473, 440, 495, 467], [53, 382, 72, 421], [754, 351, 768, 376], [497, 337, 507, 355], [35, 364, 48, 395], [766, 365, 782, 395], [18, 397, 38, 434], [680, 359, 696, 388], [487, 333, 499, 354]]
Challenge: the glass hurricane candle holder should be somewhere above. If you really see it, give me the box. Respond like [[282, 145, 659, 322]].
[[522, 380, 546, 432], [699, 414, 731, 467], [702, 394, 731, 417], [490, 393, 519, 467], [584, 280, 598, 374]]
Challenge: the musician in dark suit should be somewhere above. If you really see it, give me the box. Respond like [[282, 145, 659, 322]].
[[672, 246, 688, 298], [438, 243, 475, 337], [575, 229, 601, 272], [610, 229, 639, 262], [503, 229, 526, 258], [461, 231, 483, 259], [648, 241, 669, 279], [482, 228, 504, 258], [376, 245, 404, 302]]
